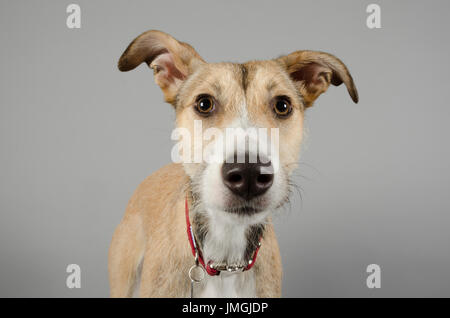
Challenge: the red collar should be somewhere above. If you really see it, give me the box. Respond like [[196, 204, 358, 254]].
[[185, 197, 261, 276]]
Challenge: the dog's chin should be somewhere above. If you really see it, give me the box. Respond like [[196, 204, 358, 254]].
[[220, 196, 267, 215]]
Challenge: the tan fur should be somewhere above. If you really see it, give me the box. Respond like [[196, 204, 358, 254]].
[[109, 30, 357, 298]]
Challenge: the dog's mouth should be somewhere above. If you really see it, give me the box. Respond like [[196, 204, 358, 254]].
[[223, 205, 263, 215], [222, 196, 270, 215]]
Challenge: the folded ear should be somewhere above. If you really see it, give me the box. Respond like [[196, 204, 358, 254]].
[[276, 51, 358, 107], [118, 30, 205, 104]]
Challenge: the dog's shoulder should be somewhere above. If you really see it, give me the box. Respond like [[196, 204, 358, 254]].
[[141, 163, 187, 189], [124, 163, 187, 222]]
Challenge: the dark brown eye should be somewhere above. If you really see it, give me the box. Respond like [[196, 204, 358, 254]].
[[195, 95, 215, 115], [273, 96, 292, 117]]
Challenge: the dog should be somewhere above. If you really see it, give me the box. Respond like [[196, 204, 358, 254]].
[[108, 30, 358, 297]]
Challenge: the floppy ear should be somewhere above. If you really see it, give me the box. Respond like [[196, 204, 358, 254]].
[[276, 51, 358, 107], [118, 30, 205, 104]]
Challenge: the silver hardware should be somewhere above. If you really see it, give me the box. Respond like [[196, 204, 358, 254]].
[[189, 251, 205, 298], [208, 262, 246, 273], [189, 264, 205, 283], [187, 238, 262, 296]]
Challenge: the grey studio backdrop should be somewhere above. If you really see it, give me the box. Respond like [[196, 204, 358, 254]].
[[1, 0, 449, 297]]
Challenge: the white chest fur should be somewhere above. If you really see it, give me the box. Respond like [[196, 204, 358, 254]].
[[197, 270, 256, 298], [191, 208, 268, 298]]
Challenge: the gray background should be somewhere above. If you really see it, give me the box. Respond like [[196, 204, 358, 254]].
[[1, 0, 449, 297]]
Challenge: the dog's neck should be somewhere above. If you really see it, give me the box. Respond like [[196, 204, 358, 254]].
[[189, 196, 266, 266]]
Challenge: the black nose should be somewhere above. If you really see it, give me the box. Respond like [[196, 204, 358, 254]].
[[222, 157, 274, 200]]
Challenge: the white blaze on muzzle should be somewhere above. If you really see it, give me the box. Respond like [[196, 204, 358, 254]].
[[171, 119, 280, 174]]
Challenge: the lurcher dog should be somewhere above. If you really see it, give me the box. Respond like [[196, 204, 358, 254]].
[[108, 30, 358, 297]]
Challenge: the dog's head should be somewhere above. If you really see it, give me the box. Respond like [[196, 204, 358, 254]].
[[119, 30, 358, 225]]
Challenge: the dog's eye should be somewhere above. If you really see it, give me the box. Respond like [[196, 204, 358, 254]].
[[272, 96, 292, 117], [195, 95, 215, 115]]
